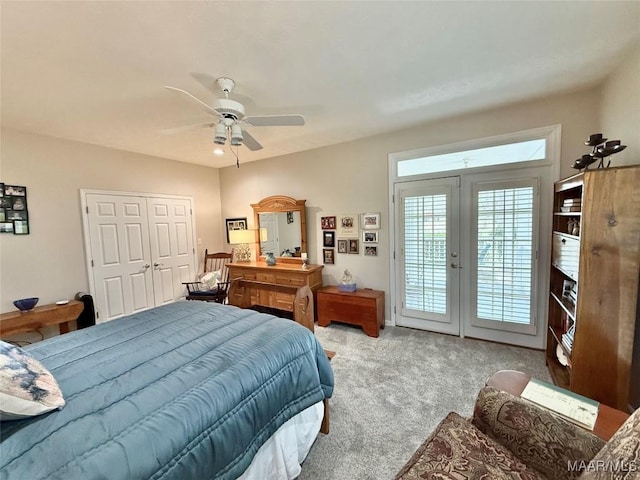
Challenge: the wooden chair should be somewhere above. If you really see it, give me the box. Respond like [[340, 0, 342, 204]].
[[183, 250, 233, 304]]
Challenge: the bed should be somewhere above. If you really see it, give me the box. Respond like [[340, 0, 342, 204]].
[[0, 301, 334, 480]]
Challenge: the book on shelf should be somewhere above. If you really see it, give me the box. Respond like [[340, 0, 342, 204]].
[[562, 198, 582, 205], [561, 206, 582, 212], [521, 378, 598, 430]]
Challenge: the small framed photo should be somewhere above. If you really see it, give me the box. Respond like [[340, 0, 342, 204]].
[[337, 239, 348, 254], [225, 217, 247, 243], [323, 248, 335, 264], [323, 231, 335, 248], [321, 216, 336, 230], [0, 183, 4, 197], [11, 197, 26, 211], [337, 214, 359, 236], [365, 246, 378, 256], [4, 185, 26, 196], [0, 222, 14, 234], [362, 212, 380, 230], [348, 239, 359, 254], [0, 197, 11, 208], [6, 210, 27, 221], [13, 220, 29, 235], [363, 231, 378, 243]]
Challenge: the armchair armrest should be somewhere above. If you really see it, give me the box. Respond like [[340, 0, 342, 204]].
[[472, 386, 604, 480]]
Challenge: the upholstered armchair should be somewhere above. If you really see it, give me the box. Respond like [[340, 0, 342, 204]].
[[395, 386, 640, 479]]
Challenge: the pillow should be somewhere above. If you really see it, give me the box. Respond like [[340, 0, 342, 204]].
[[0, 340, 65, 421], [199, 269, 222, 290]]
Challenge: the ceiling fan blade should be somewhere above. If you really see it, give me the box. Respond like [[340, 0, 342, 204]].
[[164, 86, 220, 117], [160, 121, 217, 134], [242, 129, 263, 151], [244, 114, 305, 127]]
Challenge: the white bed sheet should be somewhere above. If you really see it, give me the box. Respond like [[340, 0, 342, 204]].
[[237, 401, 324, 480]]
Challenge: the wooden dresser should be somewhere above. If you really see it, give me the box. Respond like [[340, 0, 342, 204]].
[[227, 262, 323, 318]]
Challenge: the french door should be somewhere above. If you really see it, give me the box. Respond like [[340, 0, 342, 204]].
[[83, 191, 196, 323], [395, 169, 545, 347], [396, 177, 461, 335]]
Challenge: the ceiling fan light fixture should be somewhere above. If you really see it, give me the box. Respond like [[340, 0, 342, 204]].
[[214, 122, 227, 145], [230, 123, 243, 146]]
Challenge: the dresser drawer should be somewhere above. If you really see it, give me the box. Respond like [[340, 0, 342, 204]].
[[239, 271, 256, 281], [275, 273, 306, 287], [552, 232, 580, 280], [274, 292, 296, 312], [256, 272, 276, 283]]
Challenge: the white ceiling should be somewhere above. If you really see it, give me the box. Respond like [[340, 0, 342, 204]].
[[2, 1, 639, 168]]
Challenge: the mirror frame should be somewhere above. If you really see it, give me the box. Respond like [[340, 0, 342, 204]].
[[252, 195, 307, 263]]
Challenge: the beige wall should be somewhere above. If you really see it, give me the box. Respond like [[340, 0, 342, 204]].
[[0, 129, 224, 313], [220, 87, 601, 323], [600, 42, 640, 167]]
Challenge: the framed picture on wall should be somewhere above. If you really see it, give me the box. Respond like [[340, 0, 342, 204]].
[[323, 231, 335, 248], [362, 231, 378, 243], [337, 239, 348, 253], [362, 212, 380, 230], [323, 248, 335, 264], [337, 214, 359, 236], [321, 216, 336, 230], [13, 220, 29, 235], [365, 246, 378, 256], [225, 217, 247, 243], [348, 239, 359, 254]]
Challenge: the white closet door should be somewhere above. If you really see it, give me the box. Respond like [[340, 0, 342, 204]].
[[86, 193, 154, 322], [147, 197, 196, 305]]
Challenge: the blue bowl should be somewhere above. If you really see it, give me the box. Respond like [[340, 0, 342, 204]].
[[13, 297, 39, 311]]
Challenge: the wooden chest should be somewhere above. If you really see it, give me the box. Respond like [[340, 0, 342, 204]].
[[317, 286, 385, 337]]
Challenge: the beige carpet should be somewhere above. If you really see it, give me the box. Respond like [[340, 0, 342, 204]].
[[300, 323, 551, 480]]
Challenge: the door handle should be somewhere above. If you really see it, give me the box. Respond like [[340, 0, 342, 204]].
[[153, 262, 163, 269], [451, 262, 462, 269], [143, 264, 150, 270]]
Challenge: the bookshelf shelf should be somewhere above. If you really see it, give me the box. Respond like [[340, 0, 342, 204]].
[[546, 166, 640, 410]]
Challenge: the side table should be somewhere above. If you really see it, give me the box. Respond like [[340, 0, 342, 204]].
[[0, 301, 84, 338], [486, 370, 629, 441], [317, 286, 384, 337]]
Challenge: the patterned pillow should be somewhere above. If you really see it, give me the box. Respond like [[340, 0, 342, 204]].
[[0, 340, 65, 420]]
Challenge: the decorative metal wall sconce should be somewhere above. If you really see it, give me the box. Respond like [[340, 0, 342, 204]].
[[572, 133, 626, 170]]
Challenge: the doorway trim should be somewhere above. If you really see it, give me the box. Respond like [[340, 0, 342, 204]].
[[387, 125, 561, 337]]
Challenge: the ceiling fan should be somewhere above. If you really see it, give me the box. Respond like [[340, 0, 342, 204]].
[[164, 77, 305, 152]]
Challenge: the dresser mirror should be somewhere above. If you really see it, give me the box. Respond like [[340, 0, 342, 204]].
[[252, 195, 307, 262]]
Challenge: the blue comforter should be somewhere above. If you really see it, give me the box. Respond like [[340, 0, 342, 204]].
[[1, 302, 334, 480]]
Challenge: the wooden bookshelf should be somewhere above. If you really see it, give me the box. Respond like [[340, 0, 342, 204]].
[[546, 166, 640, 410]]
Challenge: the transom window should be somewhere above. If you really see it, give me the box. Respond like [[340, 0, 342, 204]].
[[397, 139, 546, 177]]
